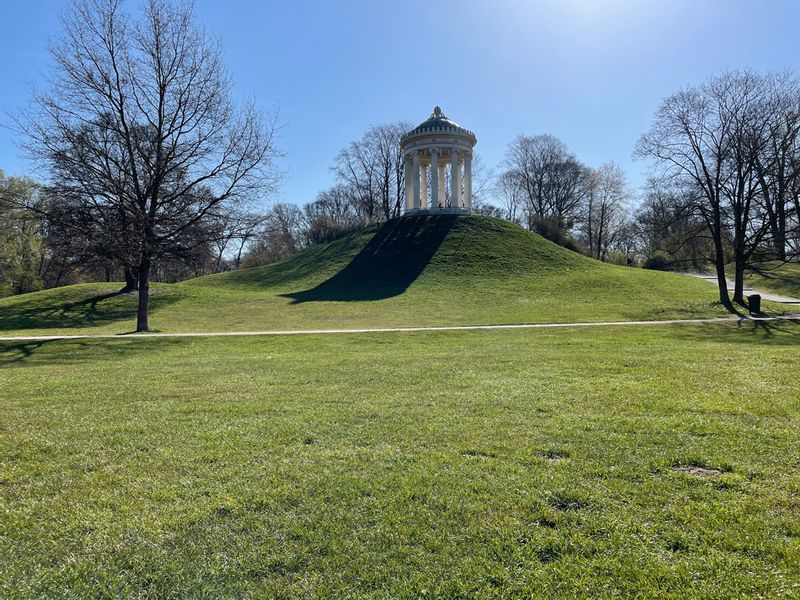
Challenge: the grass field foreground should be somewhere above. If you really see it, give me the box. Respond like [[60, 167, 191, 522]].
[[2, 322, 799, 597]]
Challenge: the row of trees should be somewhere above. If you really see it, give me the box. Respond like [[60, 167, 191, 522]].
[[484, 70, 800, 293], [637, 71, 800, 308], [494, 135, 633, 261], [0, 169, 272, 295], [240, 190, 364, 267]]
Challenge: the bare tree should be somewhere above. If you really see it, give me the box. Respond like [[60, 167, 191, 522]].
[[634, 179, 712, 271], [334, 141, 379, 223], [717, 73, 774, 304], [334, 121, 411, 221], [17, 0, 281, 330], [208, 209, 267, 271], [636, 70, 797, 308], [637, 74, 740, 308], [502, 134, 588, 232], [373, 122, 411, 219], [754, 73, 800, 261], [493, 170, 523, 223], [301, 184, 361, 245], [581, 162, 630, 260], [244, 202, 304, 266]]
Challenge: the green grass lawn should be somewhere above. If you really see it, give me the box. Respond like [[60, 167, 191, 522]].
[[2, 322, 799, 597], [746, 261, 800, 298], [0, 216, 760, 337]]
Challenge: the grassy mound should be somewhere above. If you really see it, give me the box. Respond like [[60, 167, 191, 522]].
[[0, 215, 734, 335]]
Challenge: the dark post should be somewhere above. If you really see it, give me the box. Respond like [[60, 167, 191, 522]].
[[748, 294, 761, 314]]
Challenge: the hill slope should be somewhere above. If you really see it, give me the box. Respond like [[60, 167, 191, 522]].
[[744, 262, 800, 299], [0, 215, 733, 335]]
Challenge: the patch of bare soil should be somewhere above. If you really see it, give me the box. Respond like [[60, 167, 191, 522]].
[[671, 464, 723, 477]]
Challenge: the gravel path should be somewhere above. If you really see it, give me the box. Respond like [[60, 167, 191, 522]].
[[1, 315, 799, 342], [686, 273, 800, 304]]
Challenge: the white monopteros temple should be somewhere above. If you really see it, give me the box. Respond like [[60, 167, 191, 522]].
[[401, 106, 477, 215]]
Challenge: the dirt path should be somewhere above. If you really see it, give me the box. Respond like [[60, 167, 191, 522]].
[[686, 273, 800, 304], [1, 315, 799, 342]]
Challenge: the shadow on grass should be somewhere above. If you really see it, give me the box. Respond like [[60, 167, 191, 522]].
[[0, 337, 182, 367], [0, 289, 181, 333], [282, 215, 456, 303], [746, 263, 800, 296], [672, 318, 800, 345]]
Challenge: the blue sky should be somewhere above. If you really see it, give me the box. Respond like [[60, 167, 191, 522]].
[[2, 0, 799, 206]]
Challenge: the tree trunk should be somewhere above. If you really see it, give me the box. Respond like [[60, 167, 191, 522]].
[[776, 201, 787, 261], [136, 258, 151, 332], [235, 239, 246, 269], [120, 266, 139, 293], [712, 231, 733, 310], [732, 209, 747, 306], [714, 256, 732, 309], [733, 256, 747, 307]]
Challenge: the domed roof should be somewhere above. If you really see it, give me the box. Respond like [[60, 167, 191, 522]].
[[401, 106, 477, 143]]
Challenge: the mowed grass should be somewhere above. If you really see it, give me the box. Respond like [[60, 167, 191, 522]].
[[2, 322, 799, 597], [746, 261, 800, 299], [0, 216, 747, 337]]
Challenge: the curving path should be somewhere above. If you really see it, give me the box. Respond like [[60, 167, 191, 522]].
[[686, 273, 800, 304], [1, 315, 799, 342]]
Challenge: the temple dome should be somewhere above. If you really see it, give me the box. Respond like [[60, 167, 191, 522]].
[[401, 106, 477, 143]]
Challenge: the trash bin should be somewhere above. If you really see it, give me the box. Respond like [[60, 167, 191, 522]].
[[749, 294, 761, 314]]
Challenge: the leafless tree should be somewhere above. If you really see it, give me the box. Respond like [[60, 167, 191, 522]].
[[580, 162, 630, 260], [502, 134, 588, 231], [244, 202, 304, 266], [17, 0, 281, 330], [636, 71, 776, 309], [208, 210, 267, 271], [301, 184, 361, 245], [754, 73, 800, 261], [467, 153, 493, 207], [334, 121, 411, 221], [717, 73, 776, 304], [634, 179, 712, 270], [493, 170, 523, 223]]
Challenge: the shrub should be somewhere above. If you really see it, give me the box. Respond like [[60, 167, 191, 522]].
[[531, 217, 581, 253], [644, 254, 670, 270]]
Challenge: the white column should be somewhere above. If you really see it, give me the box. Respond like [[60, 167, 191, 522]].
[[412, 152, 420, 210], [420, 162, 428, 209], [438, 163, 446, 207], [450, 148, 461, 208], [430, 149, 439, 209], [404, 155, 413, 212], [464, 151, 472, 211]]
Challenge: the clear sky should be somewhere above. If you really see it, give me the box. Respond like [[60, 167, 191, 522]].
[[2, 0, 799, 206]]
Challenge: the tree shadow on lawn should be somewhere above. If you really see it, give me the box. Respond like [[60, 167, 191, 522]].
[[0, 337, 183, 367], [0, 290, 181, 333], [746, 263, 799, 294], [672, 318, 800, 346], [282, 215, 457, 304]]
